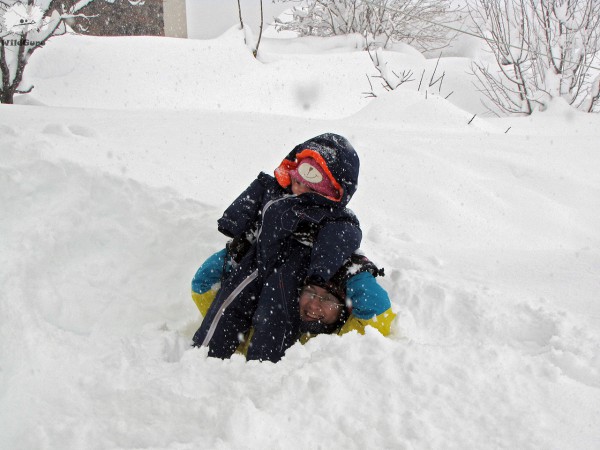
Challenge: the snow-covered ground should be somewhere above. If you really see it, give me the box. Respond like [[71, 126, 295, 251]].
[[1, 27, 600, 449]]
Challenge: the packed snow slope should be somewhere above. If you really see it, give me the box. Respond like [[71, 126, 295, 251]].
[[1, 29, 600, 449]]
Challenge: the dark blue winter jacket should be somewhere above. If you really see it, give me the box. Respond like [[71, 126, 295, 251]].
[[218, 172, 361, 283]]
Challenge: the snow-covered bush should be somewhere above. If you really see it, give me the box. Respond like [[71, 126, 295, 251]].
[[468, 0, 600, 115], [275, 0, 459, 52], [0, 0, 93, 103]]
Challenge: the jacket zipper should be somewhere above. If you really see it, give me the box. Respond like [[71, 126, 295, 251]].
[[200, 269, 258, 347], [203, 195, 295, 348], [255, 195, 294, 242]]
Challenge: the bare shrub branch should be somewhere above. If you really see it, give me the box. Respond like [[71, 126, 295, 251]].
[[468, 0, 600, 115], [275, 0, 460, 53]]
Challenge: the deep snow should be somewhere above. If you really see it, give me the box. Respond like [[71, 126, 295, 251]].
[[1, 27, 600, 449]]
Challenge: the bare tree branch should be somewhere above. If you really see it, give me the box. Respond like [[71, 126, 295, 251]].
[[237, 0, 244, 30], [253, 0, 264, 58], [0, 0, 98, 103]]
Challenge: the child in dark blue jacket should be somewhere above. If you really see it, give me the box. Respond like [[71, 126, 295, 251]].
[[192, 133, 364, 362]]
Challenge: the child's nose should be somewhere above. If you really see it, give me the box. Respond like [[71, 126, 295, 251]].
[[307, 298, 323, 312]]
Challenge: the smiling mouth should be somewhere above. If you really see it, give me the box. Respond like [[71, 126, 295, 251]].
[[302, 310, 323, 322]]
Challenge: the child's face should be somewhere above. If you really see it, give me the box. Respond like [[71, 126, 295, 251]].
[[299, 285, 344, 325], [290, 178, 315, 195]]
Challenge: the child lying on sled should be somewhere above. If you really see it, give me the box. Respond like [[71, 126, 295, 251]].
[[191, 250, 396, 356]]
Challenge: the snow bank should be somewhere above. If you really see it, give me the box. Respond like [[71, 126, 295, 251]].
[[21, 29, 489, 117], [2, 104, 600, 448], [21, 30, 372, 118]]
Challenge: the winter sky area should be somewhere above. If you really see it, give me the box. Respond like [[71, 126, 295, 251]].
[[1, 5, 600, 450]]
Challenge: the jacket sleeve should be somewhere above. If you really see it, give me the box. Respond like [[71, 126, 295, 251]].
[[191, 248, 226, 295], [346, 271, 390, 319], [339, 309, 396, 336], [190, 249, 226, 317], [339, 271, 395, 336], [307, 220, 362, 282], [217, 174, 269, 238], [192, 290, 218, 317]]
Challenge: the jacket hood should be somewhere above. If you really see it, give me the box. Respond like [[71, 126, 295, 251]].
[[275, 133, 360, 207]]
